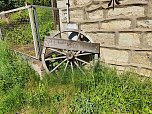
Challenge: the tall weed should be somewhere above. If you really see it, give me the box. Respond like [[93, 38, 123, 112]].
[[0, 42, 36, 113], [69, 65, 152, 114]]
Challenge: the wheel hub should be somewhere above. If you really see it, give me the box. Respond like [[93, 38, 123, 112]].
[[66, 51, 75, 60]]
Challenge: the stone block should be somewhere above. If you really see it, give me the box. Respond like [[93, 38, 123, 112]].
[[87, 33, 115, 45], [108, 6, 145, 18], [70, 9, 84, 21], [130, 51, 152, 67], [101, 20, 131, 30], [108, 65, 126, 74], [148, 0, 152, 17], [116, 66, 126, 71], [121, 0, 147, 4], [60, 23, 67, 31], [69, 0, 75, 6], [57, 0, 66, 8], [88, 9, 104, 20], [100, 48, 129, 64], [74, 0, 91, 5], [125, 67, 138, 73], [80, 22, 99, 31], [143, 32, 152, 46], [137, 20, 152, 29], [61, 10, 68, 22], [119, 33, 141, 47], [139, 68, 152, 77], [86, 4, 101, 11]]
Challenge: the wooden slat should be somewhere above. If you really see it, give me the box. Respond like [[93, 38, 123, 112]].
[[44, 38, 100, 53]]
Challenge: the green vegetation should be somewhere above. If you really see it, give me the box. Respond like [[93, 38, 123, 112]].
[[1, 7, 53, 45], [69, 66, 152, 114], [0, 42, 152, 114], [0, 42, 73, 113], [0, 42, 35, 113], [1, 2, 151, 113], [0, 0, 54, 11], [36, 7, 54, 40], [1, 10, 32, 44]]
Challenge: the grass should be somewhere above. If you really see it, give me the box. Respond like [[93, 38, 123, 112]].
[[1, 7, 53, 45], [0, 42, 36, 113], [0, 41, 152, 114], [69, 66, 152, 114]]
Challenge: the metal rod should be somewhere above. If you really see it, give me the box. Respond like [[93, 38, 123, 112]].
[[66, 0, 70, 23], [32, 5, 59, 10], [0, 28, 3, 41], [0, 5, 31, 15], [51, 0, 55, 29]]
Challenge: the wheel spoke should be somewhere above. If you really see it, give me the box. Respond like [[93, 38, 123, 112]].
[[50, 59, 67, 73], [70, 62, 74, 73], [75, 57, 93, 66], [64, 61, 69, 72], [74, 61, 85, 75], [77, 32, 81, 40], [45, 56, 66, 61], [75, 53, 92, 57], [76, 51, 81, 55], [51, 48, 66, 55]]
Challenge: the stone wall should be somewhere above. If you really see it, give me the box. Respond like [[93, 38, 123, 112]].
[[57, 0, 152, 77]]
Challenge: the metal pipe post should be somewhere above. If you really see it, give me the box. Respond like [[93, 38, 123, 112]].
[[0, 28, 3, 41], [27, 5, 40, 60], [66, 0, 70, 23]]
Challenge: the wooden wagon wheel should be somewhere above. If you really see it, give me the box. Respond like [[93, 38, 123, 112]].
[[41, 30, 100, 75]]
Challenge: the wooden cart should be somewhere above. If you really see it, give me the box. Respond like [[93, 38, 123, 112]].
[[41, 30, 100, 74]]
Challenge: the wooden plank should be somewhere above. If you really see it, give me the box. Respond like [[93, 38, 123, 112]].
[[51, 0, 55, 29], [44, 38, 100, 53]]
